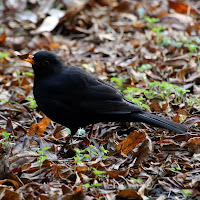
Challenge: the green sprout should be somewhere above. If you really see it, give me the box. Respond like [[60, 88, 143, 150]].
[[110, 77, 127, 92], [161, 37, 183, 47], [124, 81, 189, 104], [82, 64, 95, 73], [25, 98, 38, 109], [187, 96, 200, 110], [184, 43, 200, 71], [146, 81, 189, 102], [73, 146, 109, 172], [32, 147, 51, 167], [152, 26, 165, 43], [84, 181, 103, 188], [138, 64, 152, 72], [1, 99, 9, 103], [130, 178, 143, 183], [23, 72, 34, 76], [173, 85, 190, 103], [100, 146, 109, 158], [126, 96, 150, 110], [73, 148, 90, 171], [0, 51, 10, 62], [182, 189, 192, 200], [144, 16, 160, 28], [93, 168, 106, 178], [17, 70, 34, 87], [0, 132, 18, 148], [170, 167, 181, 171]]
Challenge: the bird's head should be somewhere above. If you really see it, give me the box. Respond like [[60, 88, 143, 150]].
[[23, 51, 64, 78]]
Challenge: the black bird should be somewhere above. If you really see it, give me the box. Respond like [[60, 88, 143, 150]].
[[23, 51, 188, 134]]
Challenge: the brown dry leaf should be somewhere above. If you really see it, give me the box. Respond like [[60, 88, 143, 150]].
[[49, 43, 59, 49], [162, 13, 194, 30], [27, 117, 51, 136], [96, 0, 117, 7], [117, 189, 142, 199], [168, 1, 199, 15], [0, 179, 20, 190], [158, 180, 183, 196], [177, 68, 191, 83], [116, 130, 145, 155], [159, 139, 181, 151], [174, 172, 187, 184], [112, 1, 133, 13], [0, 185, 21, 200], [186, 72, 200, 83], [184, 137, 200, 146], [0, 31, 6, 44], [76, 166, 88, 173], [149, 101, 162, 112], [62, 185, 85, 200], [60, 0, 89, 24], [163, 57, 188, 68], [173, 109, 188, 123], [17, 52, 30, 60], [107, 168, 129, 180], [138, 175, 158, 196], [31, 9, 65, 34], [9, 150, 38, 172], [183, 114, 200, 127]]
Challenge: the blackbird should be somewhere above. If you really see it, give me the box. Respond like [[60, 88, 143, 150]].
[[23, 50, 188, 134]]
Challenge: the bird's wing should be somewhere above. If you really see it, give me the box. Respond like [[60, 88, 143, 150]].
[[80, 80, 144, 114], [46, 66, 144, 114]]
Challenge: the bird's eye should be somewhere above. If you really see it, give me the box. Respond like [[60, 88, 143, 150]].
[[42, 60, 49, 66]]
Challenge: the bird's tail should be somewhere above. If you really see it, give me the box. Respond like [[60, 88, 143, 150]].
[[132, 111, 188, 134]]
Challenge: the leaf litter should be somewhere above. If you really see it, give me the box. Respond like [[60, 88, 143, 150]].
[[0, 0, 200, 199]]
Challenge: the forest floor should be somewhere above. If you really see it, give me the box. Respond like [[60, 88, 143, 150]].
[[0, 0, 200, 199]]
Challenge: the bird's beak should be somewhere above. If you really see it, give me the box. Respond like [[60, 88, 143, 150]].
[[23, 55, 35, 64]]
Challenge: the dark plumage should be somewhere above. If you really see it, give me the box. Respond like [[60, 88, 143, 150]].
[[23, 51, 188, 134]]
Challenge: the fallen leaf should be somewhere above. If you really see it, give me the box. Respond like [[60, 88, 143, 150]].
[[168, 1, 199, 15], [27, 118, 51, 136], [162, 13, 195, 30], [117, 189, 142, 199], [107, 169, 129, 180], [17, 52, 30, 60], [0, 31, 6, 44], [116, 130, 146, 155]]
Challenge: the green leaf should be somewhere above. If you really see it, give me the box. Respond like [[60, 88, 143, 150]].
[[141, 104, 150, 110], [1, 99, 9, 103], [84, 183, 90, 187], [92, 151, 98, 156], [102, 156, 109, 158], [182, 189, 192, 196], [1, 132, 10, 137], [32, 148, 40, 151], [0, 52, 10, 59], [138, 64, 152, 72], [144, 16, 160, 24], [23, 72, 34, 76], [93, 168, 106, 176], [82, 64, 95, 73], [43, 147, 51, 151], [91, 182, 102, 187], [100, 146, 108, 153], [83, 154, 91, 158]]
